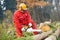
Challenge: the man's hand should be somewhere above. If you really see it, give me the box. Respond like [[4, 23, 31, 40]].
[[28, 23, 32, 27], [21, 27, 25, 32], [26, 28, 33, 32]]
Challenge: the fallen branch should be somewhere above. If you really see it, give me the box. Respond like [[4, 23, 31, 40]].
[[32, 30, 53, 40], [45, 28, 60, 40]]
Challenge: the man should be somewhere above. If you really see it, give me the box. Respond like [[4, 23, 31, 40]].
[[13, 3, 37, 37]]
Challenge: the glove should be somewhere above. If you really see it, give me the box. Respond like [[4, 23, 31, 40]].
[[21, 27, 25, 32], [26, 28, 33, 32], [28, 23, 32, 27]]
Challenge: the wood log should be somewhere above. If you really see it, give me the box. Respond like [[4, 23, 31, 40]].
[[44, 28, 60, 40], [32, 30, 53, 40], [59, 28, 60, 36]]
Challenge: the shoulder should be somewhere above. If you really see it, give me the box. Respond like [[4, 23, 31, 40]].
[[13, 10, 20, 16], [14, 10, 21, 15]]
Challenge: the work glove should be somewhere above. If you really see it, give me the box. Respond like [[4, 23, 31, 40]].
[[21, 26, 28, 32], [21, 27, 25, 32], [21, 27, 32, 32], [27, 23, 33, 32], [26, 28, 33, 32], [28, 23, 32, 27]]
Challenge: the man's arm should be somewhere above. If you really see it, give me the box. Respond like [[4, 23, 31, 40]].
[[13, 13, 22, 29], [13, 12, 24, 37], [27, 11, 38, 35]]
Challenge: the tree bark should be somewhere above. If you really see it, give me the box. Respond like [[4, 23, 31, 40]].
[[45, 28, 60, 40], [32, 28, 60, 40], [32, 30, 53, 40]]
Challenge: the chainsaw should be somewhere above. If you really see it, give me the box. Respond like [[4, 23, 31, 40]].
[[22, 23, 42, 33], [26, 27, 42, 33]]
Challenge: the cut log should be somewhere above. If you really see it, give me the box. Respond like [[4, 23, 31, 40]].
[[45, 28, 60, 40], [32, 30, 53, 40]]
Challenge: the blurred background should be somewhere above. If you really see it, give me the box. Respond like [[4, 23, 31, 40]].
[[0, 0, 60, 24]]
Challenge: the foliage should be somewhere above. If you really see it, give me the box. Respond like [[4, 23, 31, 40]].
[[57, 37, 60, 40], [0, 9, 60, 40], [0, 24, 33, 40], [0, 23, 16, 40], [48, 21, 60, 32], [14, 36, 33, 40]]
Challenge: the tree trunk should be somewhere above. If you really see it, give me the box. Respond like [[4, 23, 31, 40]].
[[32, 30, 53, 40], [32, 28, 60, 40], [45, 28, 60, 40]]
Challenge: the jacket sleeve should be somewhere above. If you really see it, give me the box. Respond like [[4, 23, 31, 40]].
[[13, 12, 22, 29], [31, 20, 38, 35], [13, 11, 23, 37], [27, 11, 38, 35]]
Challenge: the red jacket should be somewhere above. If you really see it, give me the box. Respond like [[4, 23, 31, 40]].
[[13, 10, 37, 37]]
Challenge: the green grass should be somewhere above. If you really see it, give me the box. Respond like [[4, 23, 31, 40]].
[[0, 10, 60, 40], [56, 37, 60, 40], [0, 23, 33, 40]]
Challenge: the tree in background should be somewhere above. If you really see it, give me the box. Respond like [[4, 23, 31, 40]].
[[3, 0, 60, 24], [4, 0, 16, 12], [0, 2, 4, 23]]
